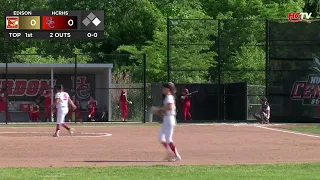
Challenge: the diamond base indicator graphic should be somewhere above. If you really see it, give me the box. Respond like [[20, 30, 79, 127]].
[[6, 16, 19, 29], [80, 11, 104, 30], [41, 16, 78, 30], [4, 11, 105, 40], [19, 16, 41, 30], [82, 12, 101, 27]]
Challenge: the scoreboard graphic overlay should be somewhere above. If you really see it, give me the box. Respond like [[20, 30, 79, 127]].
[[4, 11, 104, 40]]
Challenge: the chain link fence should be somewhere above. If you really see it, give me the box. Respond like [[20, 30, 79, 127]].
[[167, 18, 267, 121], [0, 53, 146, 123], [167, 18, 320, 122]]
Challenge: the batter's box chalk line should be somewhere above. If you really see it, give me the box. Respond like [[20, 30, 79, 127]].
[[0, 132, 112, 138]]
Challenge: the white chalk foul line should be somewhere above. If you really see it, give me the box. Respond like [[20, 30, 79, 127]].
[[180, 123, 284, 127], [0, 132, 112, 138], [255, 125, 320, 139]]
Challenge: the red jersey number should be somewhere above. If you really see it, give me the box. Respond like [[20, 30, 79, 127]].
[[63, 94, 68, 101]]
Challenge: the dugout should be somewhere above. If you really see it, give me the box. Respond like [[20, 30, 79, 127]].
[[0, 63, 113, 123]]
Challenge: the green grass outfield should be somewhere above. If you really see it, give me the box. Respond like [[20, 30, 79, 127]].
[[283, 124, 320, 135], [0, 163, 319, 180]]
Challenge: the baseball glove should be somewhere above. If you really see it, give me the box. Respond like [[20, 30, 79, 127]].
[[149, 106, 163, 117]]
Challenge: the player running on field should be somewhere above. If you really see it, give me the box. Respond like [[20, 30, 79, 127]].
[[51, 85, 77, 137], [158, 82, 181, 162]]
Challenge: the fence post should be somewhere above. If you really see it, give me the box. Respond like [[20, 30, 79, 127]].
[[217, 19, 221, 121], [143, 53, 147, 123], [265, 19, 270, 97], [166, 17, 171, 82], [5, 56, 8, 124], [74, 54, 78, 123]]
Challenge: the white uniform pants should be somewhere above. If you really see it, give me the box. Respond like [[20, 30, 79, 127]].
[[56, 107, 69, 124], [158, 115, 176, 143], [254, 112, 268, 120]]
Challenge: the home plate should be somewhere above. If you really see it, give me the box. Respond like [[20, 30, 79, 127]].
[[0, 132, 112, 138]]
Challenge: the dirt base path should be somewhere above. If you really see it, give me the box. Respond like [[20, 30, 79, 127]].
[[0, 124, 319, 167]]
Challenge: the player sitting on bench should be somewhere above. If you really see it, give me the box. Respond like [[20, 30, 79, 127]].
[[29, 102, 40, 122]]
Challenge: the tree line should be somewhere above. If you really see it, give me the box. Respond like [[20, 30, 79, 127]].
[[0, 0, 314, 84]]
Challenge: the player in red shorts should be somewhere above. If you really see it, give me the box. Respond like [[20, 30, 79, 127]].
[[43, 90, 52, 122], [29, 102, 40, 122], [0, 91, 10, 121], [68, 95, 82, 122], [181, 88, 192, 121], [119, 89, 132, 121], [87, 96, 97, 121]]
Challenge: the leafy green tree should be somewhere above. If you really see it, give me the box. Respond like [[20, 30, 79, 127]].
[[118, 0, 216, 83], [12, 47, 92, 63], [0, 0, 311, 85], [200, 0, 305, 84]]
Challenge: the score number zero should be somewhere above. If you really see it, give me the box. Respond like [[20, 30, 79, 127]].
[[29, 18, 74, 27], [87, 33, 98, 38], [49, 19, 74, 38]]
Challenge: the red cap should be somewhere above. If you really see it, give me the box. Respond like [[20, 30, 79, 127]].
[[121, 89, 126, 94], [184, 88, 189, 93]]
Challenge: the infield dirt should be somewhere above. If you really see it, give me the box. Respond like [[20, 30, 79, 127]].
[[0, 124, 319, 167]]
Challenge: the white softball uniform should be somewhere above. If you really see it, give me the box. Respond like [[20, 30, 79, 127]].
[[158, 95, 176, 143], [55, 92, 70, 124], [255, 105, 270, 120]]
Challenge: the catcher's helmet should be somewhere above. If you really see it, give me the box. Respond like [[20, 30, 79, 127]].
[[261, 97, 267, 102]]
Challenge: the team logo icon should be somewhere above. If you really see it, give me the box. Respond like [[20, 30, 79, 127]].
[[6, 16, 19, 29], [290, 56, 320, 105]]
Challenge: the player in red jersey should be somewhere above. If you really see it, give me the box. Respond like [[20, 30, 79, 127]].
[[87, 96, 97, 121], [119, 89, 132, 121], [43, 90, 52, 122], [68, 95, 82, 122], [181, 88, 192, 121], [0, 91, 10, 121], [29, 102, 40, 122]]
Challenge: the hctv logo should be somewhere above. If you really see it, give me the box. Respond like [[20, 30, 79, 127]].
[[287, 12, 312, 23]]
